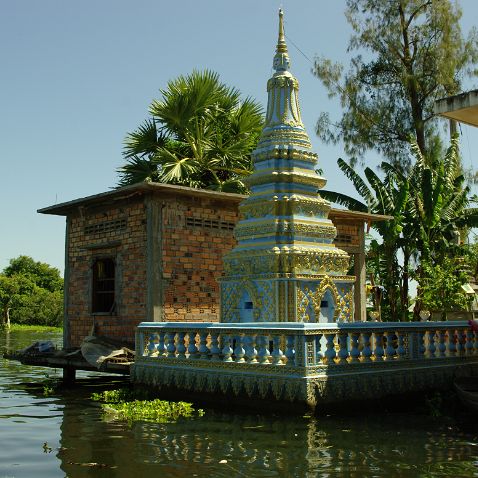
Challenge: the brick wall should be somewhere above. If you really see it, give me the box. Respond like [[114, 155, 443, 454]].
[[67, 198, 148, 347], [333, 221, 361, 250], [65, 192, 239, 347], [161, 195, 238, 322]]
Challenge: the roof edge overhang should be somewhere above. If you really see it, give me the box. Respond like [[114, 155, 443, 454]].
[[38, 182, 391, 223], [328, 208, 391, 223], [434, 89, 478, 127], [38, 182, 245, 216]]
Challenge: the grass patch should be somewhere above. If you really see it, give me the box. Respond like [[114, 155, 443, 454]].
[[91, 388, 204, 424], [7, 324, 62, 333]]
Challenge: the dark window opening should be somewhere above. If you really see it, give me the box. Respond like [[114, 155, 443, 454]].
[[320, 300, 328, 308], [244, 301, 253, 310], [92, 258, 115, 313]]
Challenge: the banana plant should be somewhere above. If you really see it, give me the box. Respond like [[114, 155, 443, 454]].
[[321, 158, 409, 321]]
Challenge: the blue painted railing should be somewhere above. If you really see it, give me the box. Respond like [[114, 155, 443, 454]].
[[135, 321, 478, 369]]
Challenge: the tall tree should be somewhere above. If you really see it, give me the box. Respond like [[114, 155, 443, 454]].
[[0, 275, 20, 328], [314, 0, 478, 169], [117, 70, 263, 193]]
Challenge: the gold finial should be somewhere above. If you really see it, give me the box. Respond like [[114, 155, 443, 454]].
[[277, 9, 288, 54], [273, 8, 290, 72]]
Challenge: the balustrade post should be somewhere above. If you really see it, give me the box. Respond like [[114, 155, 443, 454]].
[[271, 335, 284, 365], [257, 334, 271, 365], [166, 331, 176, 358], [337, 332, 349, 365], [198, 331, 209, 359], [222, 335, 234, 362], [446, 329, 457, 357], [187, 331, 199, 359], [234, 334, 246, 363], [147, 333, 157, 356], [323, 333, 337, 365], [157, 331, 166, 357], [245, 334, 258, 364], [361, 331, 372, 362], [436, 330, 447, 358], [384, 331, 396, 360], [396, 331, 406, 360], [177, 332, 186, 359], [373, 331, 384, 362], [349, 332, 360, 363], [457, 329, 466, 355], [210, 332, 221, 361], [426, 330, 437, 359], [285, 335, 296, 366], [418, 331, 426, 358]]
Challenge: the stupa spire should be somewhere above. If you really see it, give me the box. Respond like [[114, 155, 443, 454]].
[[219, 9, 354, 325], [273, 9, 290, 72]]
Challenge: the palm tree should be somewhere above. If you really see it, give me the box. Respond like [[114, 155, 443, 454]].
[[117, 70, 264, 193]]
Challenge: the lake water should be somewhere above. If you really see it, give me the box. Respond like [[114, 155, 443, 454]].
[[1, 329, 478, 478]]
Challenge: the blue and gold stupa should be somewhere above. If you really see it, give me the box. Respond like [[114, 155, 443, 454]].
[[220, 10, 355, 323]]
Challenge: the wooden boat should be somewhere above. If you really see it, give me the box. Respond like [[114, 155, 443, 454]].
[[454, 378, 478, 412]]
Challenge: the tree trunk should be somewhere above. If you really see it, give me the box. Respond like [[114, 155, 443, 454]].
[[401, 246, 410, 321], [2, 306, 7, 328], [398, 3, 427, 158], [385, 244, 399, 321]]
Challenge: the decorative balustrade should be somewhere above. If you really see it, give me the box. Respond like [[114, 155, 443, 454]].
[[136, 321, 478, 371]]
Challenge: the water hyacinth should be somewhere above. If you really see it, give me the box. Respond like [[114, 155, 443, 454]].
[[91, 388, 204, 424]]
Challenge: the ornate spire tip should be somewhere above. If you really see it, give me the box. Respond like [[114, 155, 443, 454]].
[[273, 8, 290, 72]]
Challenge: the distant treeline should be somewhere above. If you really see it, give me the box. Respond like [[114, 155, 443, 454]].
[[0, 256, 63, 328]]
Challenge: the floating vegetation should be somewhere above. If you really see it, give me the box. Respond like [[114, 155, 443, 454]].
[[42, 372, 60, 397], [91, 388, 204, 424]]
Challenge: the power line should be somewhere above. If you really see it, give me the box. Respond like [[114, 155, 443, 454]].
[[285, 33, 314, 65]]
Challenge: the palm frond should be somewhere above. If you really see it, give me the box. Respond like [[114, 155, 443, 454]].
[[156, 149, 200, 185], [319, 190, 368, 212], [336, 158, 374, 205], [123, 119, 165, 159], [116, 155, 160, 187]]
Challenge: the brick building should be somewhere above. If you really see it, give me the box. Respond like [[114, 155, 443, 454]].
[[39, 182, 388, 348]]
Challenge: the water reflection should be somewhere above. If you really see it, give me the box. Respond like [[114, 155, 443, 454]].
[[1, 329, 478, 478]]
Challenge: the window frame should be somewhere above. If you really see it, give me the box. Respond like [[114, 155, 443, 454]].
[[91, 256, 117, 315]]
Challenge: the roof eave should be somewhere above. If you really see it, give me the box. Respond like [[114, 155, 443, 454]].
[[434, 90, 478, 128], [38, 182, 245, 216]]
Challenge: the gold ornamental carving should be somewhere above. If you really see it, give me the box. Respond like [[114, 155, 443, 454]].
[[296, 276, 353, 323]]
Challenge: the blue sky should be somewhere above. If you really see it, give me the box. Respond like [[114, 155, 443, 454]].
[[1, 0, 477, 274]]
